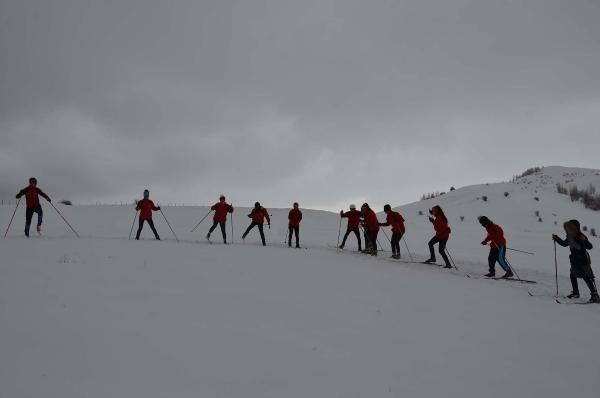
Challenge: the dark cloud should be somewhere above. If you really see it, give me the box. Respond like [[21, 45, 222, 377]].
[[1, 0, 599, 209]]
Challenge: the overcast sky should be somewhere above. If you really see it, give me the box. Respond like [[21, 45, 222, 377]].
[[1, 0, 599, 210]]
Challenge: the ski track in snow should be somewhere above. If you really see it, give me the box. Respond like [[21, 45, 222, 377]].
[[1, 166, 600, 397]]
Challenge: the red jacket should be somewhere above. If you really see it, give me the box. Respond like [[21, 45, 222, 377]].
[[249, 207, 270, 225], [136, 199, 159, 220], [211, 202, 234, 223], [380, 211, 405, 234], [483, 223, 506, 248], [288, 209, 302, 227], [17, 186, 50, 209], [432, 216, 451, 239], [342, 210, 361, 230], [362, 208, 380, 232]]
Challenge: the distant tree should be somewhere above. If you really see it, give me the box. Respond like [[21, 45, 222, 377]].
[[460, 216, 465, 222], [534, 197, 540, 201], [59, 200, 72, 206], [482, 195, 488, 202], [450, 186, 455, 191], [591, 228, 597, 237], [418, 210, 423, 216], [504, 192, 509, 197]]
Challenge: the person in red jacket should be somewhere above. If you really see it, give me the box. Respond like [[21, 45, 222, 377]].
[[15, 177, 51, 237], [135, 189, 161, 240], [242, 202, 270, 246], [379, 204, 406, 259], [287, 202, 302, 248], [424, 205, 452, 268], [339, 204, 362, 251], [207, 195, 234, 244], [361, 203, 380, 256], [478, 216, 513, 278]]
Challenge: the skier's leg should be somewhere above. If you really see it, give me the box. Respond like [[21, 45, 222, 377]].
[[25, 207, 34, 236], [294, 226, 300, 247], [258, 224, 266, 246], [208, 221, 218, 236], [340, 229, 351, 247], [135, 218, 145, 240], [392, 232, 401, 256], [147, 218, 160, 240], [288, 226, 293, 247], [427, 237, 438, 261], [219, 222, 227, 242], [582, 276, 597, 295], [242, 223, 255, 239], [438, 239, 451, 267], [570, 274, 580, 295], [353, 229, 362, 251], [35, 207, 43, 226], [370, 230, 379, 255]]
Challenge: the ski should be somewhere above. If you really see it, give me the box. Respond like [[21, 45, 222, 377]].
[[555, 299, 599, 305], [489, 277, 537, 284]]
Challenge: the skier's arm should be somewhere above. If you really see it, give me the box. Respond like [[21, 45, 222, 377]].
[[299, 211, 302, 221], [578, 234, 593, 250], [265, 211, 271, 225], [36, 188, 51, 202], [152, 202, 160, 211], [552, 235, 568, 247], [228, 205, 234, 213], [211, 204, 218, 211], [15, 188, 25, 199]]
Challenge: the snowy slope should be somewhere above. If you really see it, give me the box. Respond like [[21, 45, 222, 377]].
[[1, 166, 600, 397]]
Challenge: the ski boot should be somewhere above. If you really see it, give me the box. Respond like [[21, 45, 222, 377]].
[[423, 258, 436, 264], [588, 293, 599, 303], [443, 264, 452, 269], [36, 225, 42, 234], [484, 272, 495, 278], [566, 292, 580, 299], [338, 244, 345, 250], [501, 270, 514, 279]]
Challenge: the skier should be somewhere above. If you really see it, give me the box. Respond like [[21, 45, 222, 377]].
[[361, 203, 380, 256], [478, 216, 513, 278], [15, 177, 51, 237], [553, 220, 599, 303], [206, 195, 234, 244], [379, 204, 405, 259], [242, 202, 270, 246], [424, 205, 452, 268], [339, 204, 362, 251], [287, 202, 302, 248], [135, 189, 161, 240]]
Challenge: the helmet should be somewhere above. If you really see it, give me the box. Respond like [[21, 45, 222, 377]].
[[349, 204, 356, 210], [384, 204, 392, 212], [29, 177, 37, 185], [143, 189, 150, 198]]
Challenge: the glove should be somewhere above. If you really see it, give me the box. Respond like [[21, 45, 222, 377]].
[[48, 198, 51, 203], [429, 209, 433, 215], [481, 240, 487, 246], [157, 206, 161, 210], [428, 217, 434, 223]]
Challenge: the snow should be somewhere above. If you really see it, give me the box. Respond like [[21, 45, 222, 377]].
[[1, 166, 599, 397]]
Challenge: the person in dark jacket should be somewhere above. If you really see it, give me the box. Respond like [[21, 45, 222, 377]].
[[207, 195, 234, 244], [339, 204, 362, 251], [242, 202, 270, 246], [379, 204, 406, 259], [287, 202, 302, 248], [15, 177, 51, 237], [361, 203, 380, 256], [424, 205, 452, 268], [553, 220, 599, 302], [135, 189, 161, 240], [479, 216, 513, 279]]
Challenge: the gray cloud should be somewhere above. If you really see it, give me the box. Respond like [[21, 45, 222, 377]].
[[1, 0, 599, 210]]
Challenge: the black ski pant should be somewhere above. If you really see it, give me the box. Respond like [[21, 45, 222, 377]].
[[366, 229, 379, 254], [570, 275, 597, 295], [136, 218, 160, 240], [570, 255, 597, 295], [428, 236, 450, 266], [25, 206, 43, 234], [341, 228, 361, 250], [209, 221, 227, 242], [391, 232, 403, 256], [488, 246, 511, 274], [288, 225, 300, 247], [243, 222, 266, 246]]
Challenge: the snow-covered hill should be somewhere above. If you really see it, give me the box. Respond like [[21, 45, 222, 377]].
[[1, 166, 599, 397]]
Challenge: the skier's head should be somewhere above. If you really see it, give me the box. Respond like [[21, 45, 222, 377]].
[[219, 195, 226, 202], [143, 189, 150, 199], [564, 219, 581, 235], [293, 202, 299, 209], [383, 204, 392, 213], [478, 216, 492, 228], [29, 177, 37, 186], [431, 205, 445, 218], [254, 201, 261, 209], [349, 204, 356, 210], [361, 203, 369, 210]]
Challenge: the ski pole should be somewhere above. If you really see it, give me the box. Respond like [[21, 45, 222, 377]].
[[230, 204, 234, 244], [336, 217, 342, 253], [3, 198, 21, 238], [507, 247, 535, 256], [159, 208, 179, 242], [505, 259, 523, 282], [445, 248, 459, 271], [129, 210, 138, 240], [50, 202, 80, 238], [402, 236, 414, 262], [190, 210, 213, 232], [380, 228, 393, 254], [554, 240, 559, 297]]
